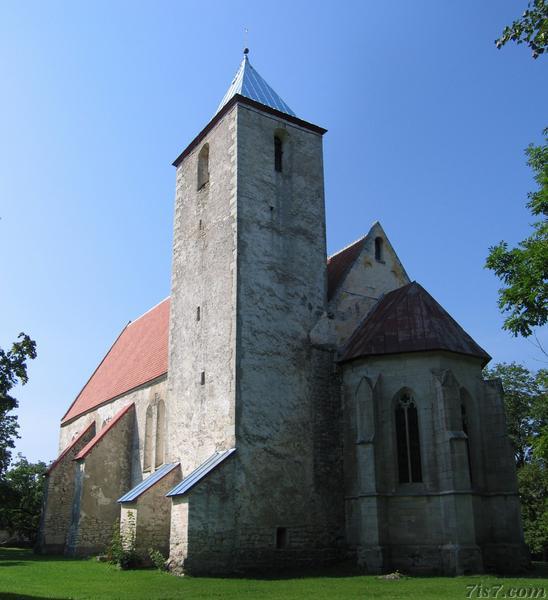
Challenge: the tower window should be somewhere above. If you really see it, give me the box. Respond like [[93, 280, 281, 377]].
[[200, 371, 205, 385], [395, 393, 422, 483], [196, 306, 201, 321], [274, 136, 283, 172], [197, 144, 209, 189], [374, 237, 383, 261], [276, 527, 288, 549]]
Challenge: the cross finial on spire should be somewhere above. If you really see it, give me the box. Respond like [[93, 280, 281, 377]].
[[243, 27, 249, 59]]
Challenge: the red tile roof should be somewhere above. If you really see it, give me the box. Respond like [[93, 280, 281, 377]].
[[62, 299, 169, 424], [47, 422, 96, 474], [327, 236, 366, 301], [340, 282, 491, 365], [74, 403, 135, 460]]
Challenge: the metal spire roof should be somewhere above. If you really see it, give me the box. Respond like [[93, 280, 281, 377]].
[[215, 50, 296, 117]]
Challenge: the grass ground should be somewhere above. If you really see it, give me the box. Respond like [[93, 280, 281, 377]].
[[0, 548, 547, 600]]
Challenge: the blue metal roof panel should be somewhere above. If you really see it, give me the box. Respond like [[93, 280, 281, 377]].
[[166, 448, 236, 497], [118, 462, 179, 503], [215, 56, 295, 118]]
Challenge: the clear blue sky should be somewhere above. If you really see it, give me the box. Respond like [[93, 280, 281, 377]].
[[1, 1, 546, 464]]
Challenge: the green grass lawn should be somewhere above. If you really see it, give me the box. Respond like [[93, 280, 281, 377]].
[[0, 548, 547, 600]]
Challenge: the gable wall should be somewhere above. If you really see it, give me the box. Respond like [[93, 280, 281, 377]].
[[329, 224, 409, 347]]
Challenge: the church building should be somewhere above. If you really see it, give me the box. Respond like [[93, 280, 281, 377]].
[[38, 51, 528, 575]]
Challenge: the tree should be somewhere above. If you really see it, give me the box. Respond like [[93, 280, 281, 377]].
[[0, 455, 47, 545], [485, 129, 548, 339], [496, 0, 548, 59], [0, 333, 37, 477], [518, 460, 548, 560]]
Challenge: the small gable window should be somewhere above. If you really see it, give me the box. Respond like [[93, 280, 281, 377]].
[[197, 143, 209, 189], [274, 135, 283, 172], [374, 237, 383, 261], [395, 392, 422, 483]]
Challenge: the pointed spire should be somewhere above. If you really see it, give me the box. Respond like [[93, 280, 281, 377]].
[[215, 50, 296, 117]]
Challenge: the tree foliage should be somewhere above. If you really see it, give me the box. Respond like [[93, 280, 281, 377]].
[[496, 0, 548, 59], [485, 129, 548, 338], [0, 455, 47, 545], [0, 333, 37, 476], [484, 362, 548, 558]]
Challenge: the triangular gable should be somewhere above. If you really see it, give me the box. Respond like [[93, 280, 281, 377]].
[[340, 282, 491, 366], [166, 448, 236, 498], [74, 403, 135, 461], [327, 222, 410, 303]]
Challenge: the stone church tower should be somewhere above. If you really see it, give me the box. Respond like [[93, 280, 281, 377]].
[[38, 52, 528, 575]]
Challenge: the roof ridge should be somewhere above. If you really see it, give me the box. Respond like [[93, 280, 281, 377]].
[[327, 234, 367, 261], [128, 296, 170, 327]]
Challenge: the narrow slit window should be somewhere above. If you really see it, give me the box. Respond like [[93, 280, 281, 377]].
[[196, 306, 201, 321], [200, 371, 205, 385], [395, 393, 422, 483], [461, 403, 473, 485], [197, 144, 209, 189], [274, 136, 283, 172], [374, 237, 383, 261], [276, 527, 287, 549], [143, 405, 153, 472]]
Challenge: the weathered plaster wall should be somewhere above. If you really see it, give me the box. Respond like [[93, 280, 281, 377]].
[[38, 425, 96, 554], [342, 351, 526, 574], [120, 465, 180, 559], [329, 223, 409, 347], [66, 405, 135, 556], [233, 104, 343, 566], [167, 106, 238, 474], [59, 377, 167, 488]]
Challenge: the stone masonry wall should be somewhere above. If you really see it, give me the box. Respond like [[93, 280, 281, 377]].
[[233, 104, 344, 566], [66, 405, 134, 556], [342, 351, 526, 574], [59, 377, 167, 489], [38, 424, 96, 554], [167, 105, 238, 475]]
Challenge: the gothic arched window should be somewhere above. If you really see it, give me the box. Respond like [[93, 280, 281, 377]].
[[143, 405, 153, 472], [197, 143, 209, 189], [274, 135, 283, 172], [374, 237, 383, 261], [155, 399, 166, 468], [395, 393, 422, 483]]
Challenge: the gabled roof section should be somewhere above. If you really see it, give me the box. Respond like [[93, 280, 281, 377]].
[[118, 463, 180, 503], [74, 403, 135, 461], [216, 54, 295, 117], [327, 222, 410, 302], [166, 448, 236, 498], [340, 282, 491, 366], [327, 235, 367, 301], [47, 422, 95, 474], [62, 298, 169, 424]]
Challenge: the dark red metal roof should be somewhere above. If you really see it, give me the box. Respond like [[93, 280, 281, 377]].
[[340, 282, 491, 366], [327, 236, 366, 301]]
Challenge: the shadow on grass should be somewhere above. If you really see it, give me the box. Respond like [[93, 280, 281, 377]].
[[0, 595, 68, 600]]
